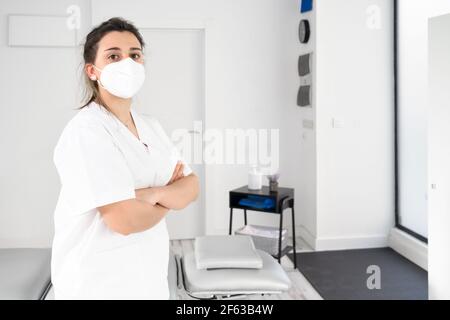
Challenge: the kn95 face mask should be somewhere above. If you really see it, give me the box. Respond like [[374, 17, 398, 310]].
[[92, 57, 146, 99]]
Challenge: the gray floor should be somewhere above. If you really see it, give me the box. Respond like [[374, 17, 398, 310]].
[[45, 235, 322, 300], [289, 247, 428, 300]]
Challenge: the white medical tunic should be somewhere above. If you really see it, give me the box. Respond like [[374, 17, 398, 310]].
[[51, 101, 192, 300]]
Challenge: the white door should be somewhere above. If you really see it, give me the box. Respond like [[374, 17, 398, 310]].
[[134, 28, 205, 240]]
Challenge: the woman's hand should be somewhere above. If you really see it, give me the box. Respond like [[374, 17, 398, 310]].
[[135, 187, 162, 206], [167, 161, 184, 185]]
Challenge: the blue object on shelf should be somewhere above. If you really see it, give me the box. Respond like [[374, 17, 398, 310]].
[[238, 195, 275, 210], [300, 0, 313, 13]]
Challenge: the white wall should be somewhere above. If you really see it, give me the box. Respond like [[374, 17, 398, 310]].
[[0, 0, 303, 246], [428, 12, 450, 300], [91, 0, 305, 237], [296, 0, 395, 250], [285, 1, 317, 247], [0, 0, 92, 248], [0, 0, 404, 252]]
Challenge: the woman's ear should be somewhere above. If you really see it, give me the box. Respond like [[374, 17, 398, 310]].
[[85, 64, 97, 81]]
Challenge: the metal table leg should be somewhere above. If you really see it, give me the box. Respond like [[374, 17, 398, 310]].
[[229, 208, 233, 235], [291, 199, 297, 269], [278, 209, 283, 264]]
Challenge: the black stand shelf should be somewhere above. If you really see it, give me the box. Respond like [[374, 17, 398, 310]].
[[228, 185, 297, 268]]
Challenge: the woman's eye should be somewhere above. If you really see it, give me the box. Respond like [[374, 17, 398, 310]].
[[131, 53, 141, 60], [108, 54, 119, 61]]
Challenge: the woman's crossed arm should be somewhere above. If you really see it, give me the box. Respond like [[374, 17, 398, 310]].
[[98, 162, 199, 236]]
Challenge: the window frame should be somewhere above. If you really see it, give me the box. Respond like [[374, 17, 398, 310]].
[[393, 0, 428, 244]]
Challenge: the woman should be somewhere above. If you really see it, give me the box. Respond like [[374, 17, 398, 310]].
[[51, 17, 199, 300]]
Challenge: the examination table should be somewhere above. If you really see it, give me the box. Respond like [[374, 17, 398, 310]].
[[0, 248, 52, 300], [169, 235, 292, 300], [0, 235, 290, 300]]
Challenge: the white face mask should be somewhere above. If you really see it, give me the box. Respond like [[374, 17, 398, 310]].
[[92, 57, 146, 99]]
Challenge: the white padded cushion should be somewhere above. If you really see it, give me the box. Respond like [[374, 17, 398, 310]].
[[195, 235, 263, 269]]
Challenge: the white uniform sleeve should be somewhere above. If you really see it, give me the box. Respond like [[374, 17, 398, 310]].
[[54, 123, 136, 215], [150, 118, 194, 176]]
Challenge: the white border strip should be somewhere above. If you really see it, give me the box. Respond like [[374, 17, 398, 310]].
[[388, 227, 428, 270]]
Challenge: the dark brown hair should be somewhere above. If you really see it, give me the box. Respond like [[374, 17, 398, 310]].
[[79, 17, 145, 109]]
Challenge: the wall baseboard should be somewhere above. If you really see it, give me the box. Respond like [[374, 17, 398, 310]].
[[314, 234, 389, 251], [0, 237, 51, 249], [296, 225, 391, 252], [388, 227, 428, 271]]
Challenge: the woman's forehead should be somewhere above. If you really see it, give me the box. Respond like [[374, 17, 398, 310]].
[[98, 31, 142, 51]]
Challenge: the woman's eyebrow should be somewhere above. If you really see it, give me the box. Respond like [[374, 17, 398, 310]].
[[103, 47, 142, 53], [104, 47, 121, 52]]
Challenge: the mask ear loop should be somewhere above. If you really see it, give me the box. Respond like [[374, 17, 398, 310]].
[[90, 65, 110, 114], [91, 65, 105, 89]]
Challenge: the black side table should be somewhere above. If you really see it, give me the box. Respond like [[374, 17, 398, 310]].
[[228, 185, 297, 268]]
